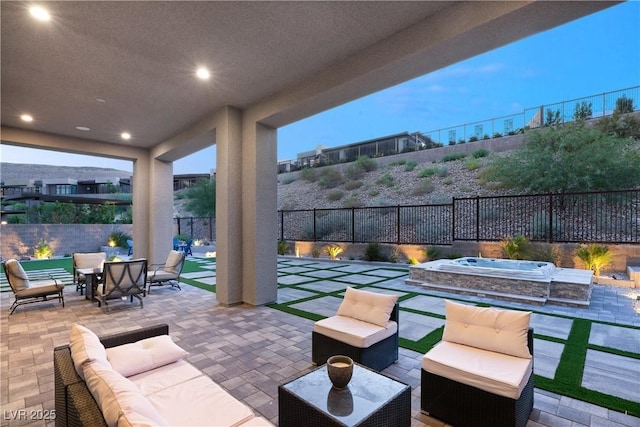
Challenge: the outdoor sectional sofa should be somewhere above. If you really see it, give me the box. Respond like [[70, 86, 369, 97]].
[[54, 323, 273, 427]]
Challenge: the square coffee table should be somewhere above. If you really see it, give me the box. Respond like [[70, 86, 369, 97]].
[[278, 363, 410, 426]]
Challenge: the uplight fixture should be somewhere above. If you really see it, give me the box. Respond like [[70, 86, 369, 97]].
[[196, 67, 210, 80], [29, 6, 50, 21], [121, 132, 131, 140], [21, 114, 33, 122]]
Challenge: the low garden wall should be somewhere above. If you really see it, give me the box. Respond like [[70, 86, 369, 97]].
[[1, 224, 133, 260]]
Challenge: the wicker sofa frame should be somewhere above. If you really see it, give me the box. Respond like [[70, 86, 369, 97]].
[[421, 327, 534, 427], [312, 302, 399, 372], [54, 324, 169, 427]]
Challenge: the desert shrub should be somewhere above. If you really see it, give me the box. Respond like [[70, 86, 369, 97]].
[[436, 167, 449, 177], [108, 231, 131, 247], [389, 247, 401, 263], [34, 240, 53, 259], [576, 244, 613, 276], [343, 195, 363, 208], [325, 245, 343, 260], [364, 242, 386, 262], [527, 243, 561, 264], [368, 189, 380, 197], [376, 173, 395, 187], [465, 158, 481, 171], [343, 180, 362, 190], [396, 159, 407, 165], [280, 175, 296, 185], [327, 189, 344, 201], [501, 235, 530, 260], [573, 101, 593, 121], [344, 163, 366, 180], [418, 167, 438, 178], [469, 136, 479, 142], [422, 246, 440, 261], [277, 240, 289, 255], [354, 155, 377, 172], [412, 178, 435, 196], [317, 167, 344, 188], [442, 178, 453, 186], [442, 152, 466, 162], [300, 167, 317, 182], [404, 160, 417, 172], [311, 247, 321, 258], [614, 95, 634, 114], [472, 148, 490, 158]]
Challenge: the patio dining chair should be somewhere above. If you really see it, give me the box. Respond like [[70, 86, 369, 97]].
[[95, 258, 147, 312], [147, 250, 185, 293], [2, 259, 65, 314], [72, 252, 106, 295]]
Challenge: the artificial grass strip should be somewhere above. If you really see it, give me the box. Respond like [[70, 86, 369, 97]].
[[588, 344, 640, 360], [554, 318, 590, 389], [400, 326, 444, 354], [267, 303, 324, 322]]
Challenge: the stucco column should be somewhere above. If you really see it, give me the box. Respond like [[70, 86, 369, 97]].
[[132, 153, 173, 265], [215, 107, 244, 305], [241, 121, 278, 305]]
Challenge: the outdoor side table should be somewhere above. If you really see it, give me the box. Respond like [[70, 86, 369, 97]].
[[76, 268, 101, 302], [278, 363, 410, 427]]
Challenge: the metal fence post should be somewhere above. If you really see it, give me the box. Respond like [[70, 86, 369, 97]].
[[548, 193, 554, 243], [475, 196, 480, 241], [313, 208, 317, 241], [280, 210, 284, 241], [452, 197, 456, 242], [397, 205, 401, 245], [351, 208, 355, 243]]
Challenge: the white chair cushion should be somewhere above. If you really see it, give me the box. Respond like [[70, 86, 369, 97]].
[[422, 341, 532, 399], [314, 315, 398, 348], [150, 271, 178, 281], [74, 252, 107, 269], [336, 287, 398, 327], [443, 300, 531, 359], [106, 335, 188, 377], [4, 259, 30, 291], [69, 324, 110, 380], [164, 250, 183, 274], [145, 375, 255, 426], [83, 360, 168, 427]]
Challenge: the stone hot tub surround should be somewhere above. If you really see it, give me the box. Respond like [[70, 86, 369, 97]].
[[407, 258, 593, 307]]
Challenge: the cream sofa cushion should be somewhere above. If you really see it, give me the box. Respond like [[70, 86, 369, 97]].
[[4, 259, 30, 291], [106, 335, 188, 377], [83, 361, 168, 427], [128, 360, 203, 396], [443, 300, 531, 359], [423, 340, 532, 399], [336, 287, 398, 327], [69, 324, 110, 380], [314, 315, 398, 348]]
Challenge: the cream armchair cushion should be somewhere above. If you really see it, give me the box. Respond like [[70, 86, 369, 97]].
[[336, 287, 398, 327], [442, 300, 531, 359]]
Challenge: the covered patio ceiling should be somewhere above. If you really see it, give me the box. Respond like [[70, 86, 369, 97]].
[[1, 1, 618, 158]]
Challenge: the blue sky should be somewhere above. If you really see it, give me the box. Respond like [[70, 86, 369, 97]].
[[1, 1, 638, 175]]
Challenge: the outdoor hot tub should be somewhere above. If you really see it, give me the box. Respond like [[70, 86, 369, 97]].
[[407, 257, 593, 307], [438, 257, 556, 280]]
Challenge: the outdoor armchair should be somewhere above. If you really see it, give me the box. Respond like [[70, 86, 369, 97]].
[[95, 258, 147, 312], [147, 250, 185, 293], [2, 259, 65, 315], [72, 252, 106, 295], [312, 286, 399, 371]]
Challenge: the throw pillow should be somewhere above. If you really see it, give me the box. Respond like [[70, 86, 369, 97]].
[[69, 324, 110, 380], [106, 335, 188, 377], [336, 287, 398, 327]]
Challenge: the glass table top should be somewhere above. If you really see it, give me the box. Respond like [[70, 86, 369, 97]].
[[281, 363, 408, 425]]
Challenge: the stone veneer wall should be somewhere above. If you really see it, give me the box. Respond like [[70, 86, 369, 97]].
[[1, 224, 133, 260]]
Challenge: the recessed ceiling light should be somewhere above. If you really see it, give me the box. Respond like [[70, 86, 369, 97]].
[[21, 114, 33, 122], [121, 132, 131, 140], [196, 67, 210, 80], [75, 126, 91, 131], [29, 6, 50, 21], [96, 98, 107, 103]]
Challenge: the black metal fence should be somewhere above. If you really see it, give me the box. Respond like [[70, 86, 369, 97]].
[[278, 189, 640, 245], [174, 216, 216, 242]]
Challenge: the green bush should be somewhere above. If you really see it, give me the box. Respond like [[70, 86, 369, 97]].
[[364, 242, 386, 262], [300, 167, 318, 182], [344, 163, 366, 180], [465, 158, 481, 171], [614, 95, 634, 114], [412, 178, 435, 196], [280, 176, 296, 185], [501, 235, 530, 260], [442, 152, 466, 162], [327, 189, 344, 201], [317, 168, 344, 188], [277, 240, 289, 255], [576, 244, 613, 276], [354, 155, 377, 172], [404, 160, 417, 172], [34, 240, 53, 259], [108, 231, 131, 247], [343, 180, 362, 190], [343, 195, 363, 208], [418, 167, 438, 178], [472, 148, 490, 158], [376, 174, 395, 187], [422, 246, 440, 261]]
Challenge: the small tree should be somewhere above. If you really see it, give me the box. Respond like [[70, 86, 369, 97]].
[[183, 178, 216, 217], [614, 95, 634, 114], [573, 101, 592, 121], [501, 235, 530, 260], [325, 245, 343, 260], [575, 244, 613, 276]]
